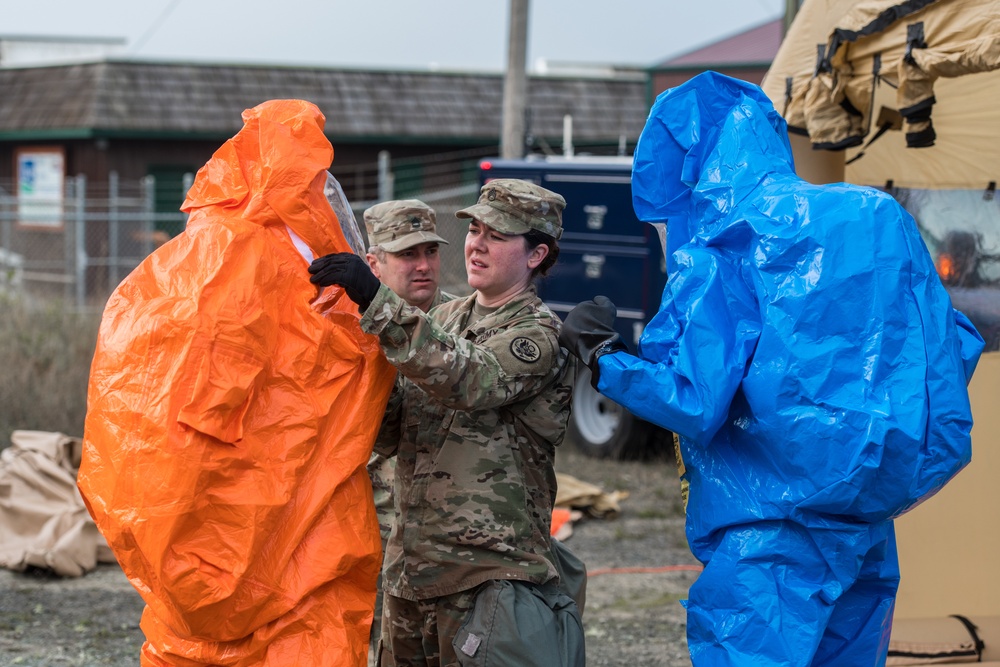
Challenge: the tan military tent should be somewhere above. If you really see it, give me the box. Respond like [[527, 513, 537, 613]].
[[762, 0, 1000, 353], [762, 0, 1000, 190]]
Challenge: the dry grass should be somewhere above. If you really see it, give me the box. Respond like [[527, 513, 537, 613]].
[[0, 295, 101, 447]]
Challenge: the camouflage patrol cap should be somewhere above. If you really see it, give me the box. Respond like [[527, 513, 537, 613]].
[[456, 179, 565, 240], [364, 199, 449, 253]]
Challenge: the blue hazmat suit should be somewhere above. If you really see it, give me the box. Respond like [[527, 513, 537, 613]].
[[595, 72, 985, 666]]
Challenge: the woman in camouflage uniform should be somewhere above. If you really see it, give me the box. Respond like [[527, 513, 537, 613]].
[[309, 178, 579, 667]]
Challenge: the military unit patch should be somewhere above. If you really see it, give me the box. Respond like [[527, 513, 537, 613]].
[[510, 337, 541, 363]]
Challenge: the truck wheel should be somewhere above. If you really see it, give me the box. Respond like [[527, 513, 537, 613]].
[[568, 367, 647, 459]]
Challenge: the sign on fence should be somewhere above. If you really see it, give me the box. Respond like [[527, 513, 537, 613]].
[[15, 148, 65, 228]]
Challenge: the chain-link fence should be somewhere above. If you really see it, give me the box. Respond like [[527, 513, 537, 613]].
[[0, 147, 493, 308], [0, 173, 191, 307]]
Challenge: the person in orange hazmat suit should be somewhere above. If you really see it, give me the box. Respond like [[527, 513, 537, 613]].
[[77, 99, 395, 667]]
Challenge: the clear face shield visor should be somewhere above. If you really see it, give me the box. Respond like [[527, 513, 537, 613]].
[[324, 172, 366, 257]]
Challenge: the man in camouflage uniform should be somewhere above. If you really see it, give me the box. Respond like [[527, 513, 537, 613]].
[[364, 199, 453, 313], [309, 179, 582, 667], [362, 199, 454, 666]]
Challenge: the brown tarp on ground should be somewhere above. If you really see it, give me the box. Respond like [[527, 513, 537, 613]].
[[0, 430, 114, 577], [555, 472, 627, 519], [762, 0, 1000, 184]]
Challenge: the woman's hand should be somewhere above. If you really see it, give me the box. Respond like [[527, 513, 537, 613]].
[[309, 252, 381, 311]]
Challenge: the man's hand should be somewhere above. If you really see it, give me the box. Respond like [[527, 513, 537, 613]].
[[308, 252, 381, 311], [559, 296, 628, 387]]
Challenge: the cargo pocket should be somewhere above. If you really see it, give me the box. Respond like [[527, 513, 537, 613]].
[[453, 579, 585, 667]]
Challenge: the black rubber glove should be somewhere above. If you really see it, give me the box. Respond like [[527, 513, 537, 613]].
[[559, 295, 628, 388], [308, 252, 381, 312]]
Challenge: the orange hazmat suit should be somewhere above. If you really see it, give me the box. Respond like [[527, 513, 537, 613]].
[[78, 99, 395, 666]]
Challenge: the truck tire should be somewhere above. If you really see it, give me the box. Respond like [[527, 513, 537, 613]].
[[568, 367, 668, 460]]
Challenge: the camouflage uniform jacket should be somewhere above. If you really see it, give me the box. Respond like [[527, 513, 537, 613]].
[[360, 283, 573, 601], [367, 288, 455, 544]]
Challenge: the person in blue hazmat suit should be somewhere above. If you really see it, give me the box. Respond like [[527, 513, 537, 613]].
[[559, 72, 985, 667]]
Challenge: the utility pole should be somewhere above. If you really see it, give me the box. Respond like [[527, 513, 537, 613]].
[[783, 0, 800, 36], [501, 0, 529, 159]]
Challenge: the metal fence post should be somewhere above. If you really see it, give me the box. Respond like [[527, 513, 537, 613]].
[[142, 175, 155, 260], [378, 150, 394, 202], [109, 170, 120, 292], [74, 174, 87, 307], [1, 192, 10, 253], [182, 172, 194, 232]]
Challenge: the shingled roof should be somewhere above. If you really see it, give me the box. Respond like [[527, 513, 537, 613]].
[[0, 60, 649, 144], [655, 18, 782, 68]]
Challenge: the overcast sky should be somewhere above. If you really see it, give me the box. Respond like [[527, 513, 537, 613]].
[[4, 0, 785, 72]]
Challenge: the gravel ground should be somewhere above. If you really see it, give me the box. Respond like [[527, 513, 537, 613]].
[[556, 446, 697, 667], [0, 443, 697, 666]]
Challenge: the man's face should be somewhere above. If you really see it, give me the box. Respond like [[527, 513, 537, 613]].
[[367, 241, 441, 312]]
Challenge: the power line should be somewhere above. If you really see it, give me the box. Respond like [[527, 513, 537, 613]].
[[130, 0, 182, 55]]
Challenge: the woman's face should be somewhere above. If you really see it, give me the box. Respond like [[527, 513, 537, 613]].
[[465, 219, 548, 306]]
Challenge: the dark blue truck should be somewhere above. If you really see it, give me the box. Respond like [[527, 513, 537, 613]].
[[480, 156, 672, 458]]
